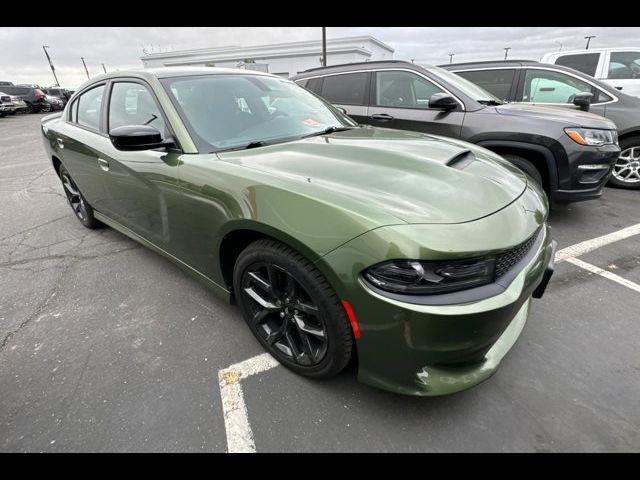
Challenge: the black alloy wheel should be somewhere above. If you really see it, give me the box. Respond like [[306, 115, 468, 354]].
[[58, 165, 101, 228], [234, 239, 353, 378]]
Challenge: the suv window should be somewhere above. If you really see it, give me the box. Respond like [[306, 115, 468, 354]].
[[456, 69, 515, 101], [320, 73, 368, 105], [108, 82, 166, 136], [554, 53, 600, 77], [76, 85, 105, 130], [523, 69, 596, 104], [375, 71, 444, 108], [305, 77, 323, 95], [607, 51, 640, 79]]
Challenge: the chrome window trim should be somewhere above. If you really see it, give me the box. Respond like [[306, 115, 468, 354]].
[[297, 68, 466, 110], [451, 65, 619, 106]]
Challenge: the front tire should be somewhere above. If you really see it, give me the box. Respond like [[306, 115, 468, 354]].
[[502, 154, 543, 186], [233, 239, 353, 378], [609, 136, 640, 189], [58, 164, 101, 229]]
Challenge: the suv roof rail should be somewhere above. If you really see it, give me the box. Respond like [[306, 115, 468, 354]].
[[442, 59, 538, 68], [301, 59, 412, 74]]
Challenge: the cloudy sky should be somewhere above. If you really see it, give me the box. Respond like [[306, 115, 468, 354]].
[[2, 27, 638, 88]]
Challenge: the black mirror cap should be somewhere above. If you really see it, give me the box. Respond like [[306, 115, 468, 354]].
[[573, 92, 593, 112], [428, 93, 458, 110], [109, 125, 169, 151]]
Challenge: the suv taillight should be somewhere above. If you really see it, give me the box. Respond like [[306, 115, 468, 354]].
[[34, 89, 45, 99]]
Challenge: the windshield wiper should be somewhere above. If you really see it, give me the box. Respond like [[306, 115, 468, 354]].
[[244, 141, 267, 149], [478, 99, 503, 106], [302, 126, 355, 138]]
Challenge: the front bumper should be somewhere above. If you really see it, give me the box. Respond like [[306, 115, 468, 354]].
[[318, 184, 553, 396]]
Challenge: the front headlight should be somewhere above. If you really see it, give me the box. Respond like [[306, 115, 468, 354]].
[[565, 128, 617, 146], [364, 257, 495, 295]]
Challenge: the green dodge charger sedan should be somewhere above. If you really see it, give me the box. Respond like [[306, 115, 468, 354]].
[[40, 67, 556, 396]]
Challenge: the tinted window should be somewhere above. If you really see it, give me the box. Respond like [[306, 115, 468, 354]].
[[1, 86, 29, 95], [554, 53, 600, 77], [607, 51, 640, 80], [320, 73, 368, 105], [523, 69, 594, 104], [375, 71, 443, 108], [108, 82, 166, 136], [306, 77, 323, 95], [456, 69, 515, 101], [76, 85, 105, 130]]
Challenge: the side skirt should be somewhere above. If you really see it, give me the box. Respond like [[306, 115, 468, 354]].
[[94, 211, 231, 303]]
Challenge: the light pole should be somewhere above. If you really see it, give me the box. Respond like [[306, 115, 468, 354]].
[[448, 53, 455, 64], [584, 35, 596, 49], [321, 27, 327, 67], [504, 47, 511, 60], [102, 63, 107, 74], [556, 42, 563, 52], [81, 57, 90, 80], [42, 46, 60, 86]]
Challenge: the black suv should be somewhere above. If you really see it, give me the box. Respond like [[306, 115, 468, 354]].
[[43, 87, 72, 106], [444, 60, 640, 189], [0, 85, 48, 113], [292, 60, 620, 203]]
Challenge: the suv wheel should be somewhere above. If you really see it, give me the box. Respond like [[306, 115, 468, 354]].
[[502, 154, 543, 186], [609, 136, 640, 189]]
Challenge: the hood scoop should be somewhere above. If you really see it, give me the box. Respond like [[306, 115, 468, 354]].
[[446, 150, 475, 170]]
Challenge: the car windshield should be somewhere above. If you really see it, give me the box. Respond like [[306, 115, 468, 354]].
[[161, 74, 357, 153], [426, 66, 504, 105]]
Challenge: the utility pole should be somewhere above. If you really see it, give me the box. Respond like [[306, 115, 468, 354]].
[[81, 57, 90, 80], [448, 53, 455, 64], [503, 47, 511, 60], [42, 46, 60, 86], [584, 36, 596, 49], [556, 42, 563, 52], [321, 27, 327, 67], [102, 63, 107, 74]]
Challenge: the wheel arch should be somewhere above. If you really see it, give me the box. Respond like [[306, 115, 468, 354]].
[[618, 129, 640, 144], [51, 155, 62, 177]]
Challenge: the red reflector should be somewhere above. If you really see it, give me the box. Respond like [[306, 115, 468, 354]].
[[341, 300, 361, 340]]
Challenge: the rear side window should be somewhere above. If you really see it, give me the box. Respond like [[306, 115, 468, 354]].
[[456, 69, 516, 101], [305, 77, 323, 95], [320, 73, 368, 105], [522, 69, 594, 104], [554, 53, 600, 77], [607, 51, 640, 80], [76, 85, 105, 130]]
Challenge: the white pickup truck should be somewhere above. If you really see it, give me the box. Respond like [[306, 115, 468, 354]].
[[542, 48, 640, 99]]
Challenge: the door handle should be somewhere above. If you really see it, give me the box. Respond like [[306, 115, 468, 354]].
[[371, 113, 394, 121], [56, 138, 65, 149], [98, 157, 110, 172]]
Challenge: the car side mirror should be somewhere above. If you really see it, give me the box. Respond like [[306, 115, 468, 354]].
[[572, 92, 593, 112], [428, 93, 458, 110], [109, 125, 172, 151], [335, 106, 348, 115]]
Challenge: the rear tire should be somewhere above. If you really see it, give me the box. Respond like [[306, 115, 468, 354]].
[[502, 154, 543, 186], [233, 239, 353, 379], [58, 164, 101, 229], [608, 136, 640, 189]]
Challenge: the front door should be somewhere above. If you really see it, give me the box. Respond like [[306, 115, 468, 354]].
[[367, 70, 464, 138]]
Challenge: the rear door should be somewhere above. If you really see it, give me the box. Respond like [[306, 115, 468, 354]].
[[454, 68, 518, 102], [312, 72, 370, 124], [367, 69, 464, 138]]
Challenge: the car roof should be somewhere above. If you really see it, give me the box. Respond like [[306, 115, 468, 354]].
[[543, 47, 640, 55], [292, 60, 420, 79], [82, 66, 277, 83], [442, 60, 540, 69]]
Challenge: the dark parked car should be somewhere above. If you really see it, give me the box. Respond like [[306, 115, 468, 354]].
[[9, 95, 28, 114], [292, 60, 620, 203], [445, 60, 640, 189], [0, 86, 48, 113], [43, 87, 72, 106], [0, 93, 12, 117], [0, 81, 14, 86]]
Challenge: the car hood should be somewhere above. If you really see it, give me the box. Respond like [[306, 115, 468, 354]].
[[495, 103, 617, 129], [217, 127, 528, 225]]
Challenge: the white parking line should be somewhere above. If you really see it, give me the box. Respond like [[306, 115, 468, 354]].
[[217, 222, 640, 453], [556, 223, 640, 262], [218, 352, 279, 453], [565, 257, 640, 293]]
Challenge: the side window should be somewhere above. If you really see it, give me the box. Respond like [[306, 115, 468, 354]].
[[375, 71, 444, 108], [553, 53, 600, 77], [456, 69, 516, 101], [523, 69, 594, 104], [306, 77, 323, 95], [108, 82, 166, 136], [607, 51, 640, 80], [320, 73, 368, 105], [76, 85, 105, 130]]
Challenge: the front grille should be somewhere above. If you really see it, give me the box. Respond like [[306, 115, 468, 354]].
[[495, 229, 540, 278]]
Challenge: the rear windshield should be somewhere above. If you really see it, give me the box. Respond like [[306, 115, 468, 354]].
[[1, 86, 29, 95]]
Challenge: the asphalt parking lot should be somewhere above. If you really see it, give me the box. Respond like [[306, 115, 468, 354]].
[[1, 113, 639, 452]]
